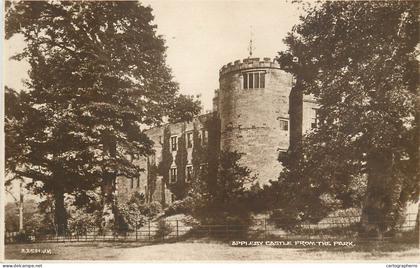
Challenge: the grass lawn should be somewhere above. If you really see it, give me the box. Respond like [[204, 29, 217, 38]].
[[4, 239, 419, 261]]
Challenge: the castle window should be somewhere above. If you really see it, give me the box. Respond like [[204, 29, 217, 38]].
[[171, 136, 178, 151], [279, 119, 289, 131], [199, 163, 208, 175], [243, 72, 266, 89], [259, 73, 265, 88], [185, 165, 193, 182], [311, 109, 318, 129], [201, 129, 208, 145], [186, 132, 193, 148], [136, 175, 140, 188], [255, 72, 259, 88], [249, 73, 254, 88], [130, 178, 134, 189], [170, 167, 177, 183]]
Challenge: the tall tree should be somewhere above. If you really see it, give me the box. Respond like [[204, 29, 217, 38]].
[[276, 1, 418, 237], [193, 150, 258, 226], [5, 1, 201, 232], [5, 87, 28, 177]]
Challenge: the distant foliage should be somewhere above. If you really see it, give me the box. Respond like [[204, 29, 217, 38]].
[[4, 199, 46, 233], [168, 94, 202, 123]]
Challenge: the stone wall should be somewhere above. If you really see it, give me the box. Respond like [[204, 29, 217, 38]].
[[116, 114, 214, 206], [218, 57, 293, 185], [115, 156, 148, 205]]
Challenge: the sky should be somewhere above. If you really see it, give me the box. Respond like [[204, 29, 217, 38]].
[[4, 0, 303, 111]]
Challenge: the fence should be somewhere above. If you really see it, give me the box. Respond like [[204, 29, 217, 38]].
[[5, 213, 418, 244]]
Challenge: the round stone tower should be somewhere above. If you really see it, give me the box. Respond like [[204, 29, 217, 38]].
[[218, 57, 293, 185]]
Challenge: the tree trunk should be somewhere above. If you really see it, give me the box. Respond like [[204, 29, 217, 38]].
[[54, 187, 67, 236], [288, 81, 303, 153], [360, 150, 393, 238], [19, 180, 24, 233], [387, 177, 412, 234], [101, 133, 117, 232], [101, 172, 116, 231], [416, 205, 419, 234]]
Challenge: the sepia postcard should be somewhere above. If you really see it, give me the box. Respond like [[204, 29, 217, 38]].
[[1, 0, 419, 265]]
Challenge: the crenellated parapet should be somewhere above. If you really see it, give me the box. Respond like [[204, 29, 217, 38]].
[[219, 57, 281, 78]]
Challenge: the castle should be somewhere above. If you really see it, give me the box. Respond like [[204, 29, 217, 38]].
[[116, 57, 318, 205]]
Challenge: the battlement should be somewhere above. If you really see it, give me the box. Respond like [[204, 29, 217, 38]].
[[219, 57, 281, 77]]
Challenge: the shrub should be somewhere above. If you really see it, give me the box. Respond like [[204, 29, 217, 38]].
[[128, 192, 145, 205], [141, 201, 162, 218], [268, 208, 302, 231], [190, 151, 258, 230], [67, 209, 102, 234], [14, 232, 32, 243], [116, 203, 148, 231], [154, 219, 173, 240], [117, 198, 163, 231], [164, 196, 195, 216]]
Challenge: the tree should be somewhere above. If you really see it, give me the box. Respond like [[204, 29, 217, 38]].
[[276, 1, 418, 237], [168, 94, 202, 124], [5, 1, 201, 232], [5, 87, 29, 177], [193, 150, 258, 228], [5, 87, 33, 233]]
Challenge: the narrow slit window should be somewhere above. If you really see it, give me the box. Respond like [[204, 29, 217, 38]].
[[311, 109, 318, 129], [201, 129, 208, 145], [171, 136, 178, 151], [243, 73, 248, 89], [170, 167, 177, 183], [186, 165, 193, 182]]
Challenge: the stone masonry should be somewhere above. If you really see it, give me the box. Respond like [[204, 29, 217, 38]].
[[117, 57, 317, 206]]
